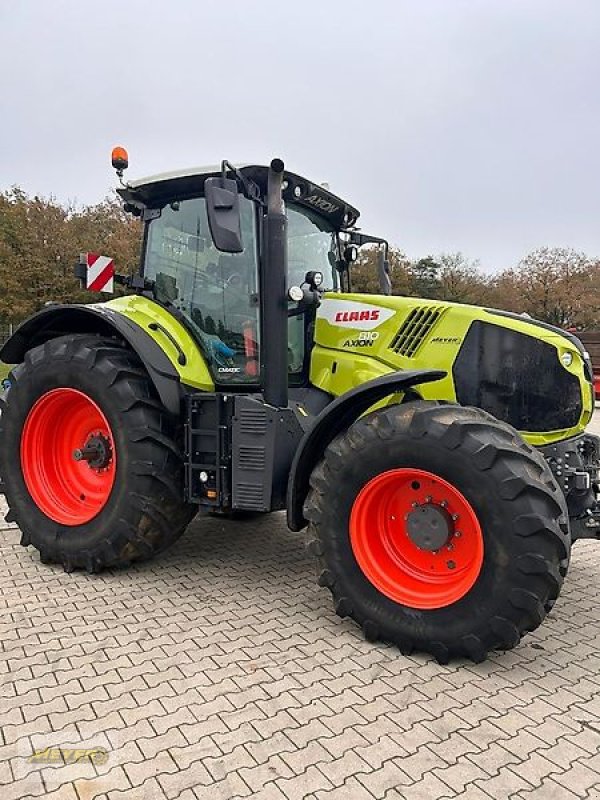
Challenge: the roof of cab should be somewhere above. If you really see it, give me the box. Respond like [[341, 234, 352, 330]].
[[117, 163, 360, 229], [124, 164, 249, 191]]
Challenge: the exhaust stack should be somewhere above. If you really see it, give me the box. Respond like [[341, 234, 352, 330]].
[[262, 158, 289, 409]]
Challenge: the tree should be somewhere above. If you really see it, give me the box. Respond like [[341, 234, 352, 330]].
[[0, 188, 142, 324], [410, 256, 441, 299], [436, 252, 488, 305], [486, 247, 600, 328]]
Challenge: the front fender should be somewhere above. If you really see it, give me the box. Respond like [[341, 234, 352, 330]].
[[0, 304, 183, 415], [286, 368, 446, 531]]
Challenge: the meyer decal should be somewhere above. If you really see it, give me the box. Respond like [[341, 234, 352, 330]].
[[319, 299, 395, 331]]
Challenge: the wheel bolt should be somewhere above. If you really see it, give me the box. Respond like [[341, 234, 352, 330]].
[[455, 530, 462, 538], [447, 560, 456, 569], [452, 514, 459, 521], [440, 500, 448, 508], [447, 543, 454, 551], [426, 495, 432, 503]]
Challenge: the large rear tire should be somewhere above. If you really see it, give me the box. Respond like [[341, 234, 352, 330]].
[[0, 335, 196, 572], [305, 402, 570, 663]]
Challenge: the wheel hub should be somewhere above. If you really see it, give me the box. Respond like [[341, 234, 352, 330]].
[[20, 388, 117, 526], [73, 433, 112, 470], [350, 468, 484, 609], [406, 503, 453, 551]]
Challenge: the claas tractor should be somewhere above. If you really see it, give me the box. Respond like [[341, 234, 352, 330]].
[[1, 153, 599, 663]]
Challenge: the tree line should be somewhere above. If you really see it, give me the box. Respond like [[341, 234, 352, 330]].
[[352, 247, 600, 329], [0, 188, 140, 323], [1, 187, 599, 330]]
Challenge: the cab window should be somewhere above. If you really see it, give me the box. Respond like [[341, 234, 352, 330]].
[[287, 205, 338, 380], [144, 196, 260, 383]]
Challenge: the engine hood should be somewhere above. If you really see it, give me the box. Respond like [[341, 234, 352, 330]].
[[313, 292, 593, 444]]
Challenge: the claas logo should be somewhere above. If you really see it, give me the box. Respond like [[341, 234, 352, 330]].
[[335, 309, 380, 323]]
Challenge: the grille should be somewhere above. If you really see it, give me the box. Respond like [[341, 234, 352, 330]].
[[238, 446, 265, 471], [453, 321, 582, 432], [234, 483, 264, 510], [238, 407, 267, 435], [389, 307, 444, 357]]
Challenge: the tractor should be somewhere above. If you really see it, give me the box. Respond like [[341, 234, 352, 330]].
[[1, 152, 599, 663]]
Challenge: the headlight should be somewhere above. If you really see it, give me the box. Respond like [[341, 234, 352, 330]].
[[288, 285, 304, 302], [561, 352, 573, 368]]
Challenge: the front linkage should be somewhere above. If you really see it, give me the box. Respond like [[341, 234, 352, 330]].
[[540, 431, 600, 540]]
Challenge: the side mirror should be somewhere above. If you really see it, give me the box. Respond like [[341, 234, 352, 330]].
[[205, 177, 243, 253], [378, 251, 392, 296]]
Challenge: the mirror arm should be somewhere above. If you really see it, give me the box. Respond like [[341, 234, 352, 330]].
[[347, 230, 388, 250], [221, 160, 263, 205]]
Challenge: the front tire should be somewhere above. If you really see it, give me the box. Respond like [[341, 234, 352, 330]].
[[305, 402, 570, 663], [0, 335, 196, 572]]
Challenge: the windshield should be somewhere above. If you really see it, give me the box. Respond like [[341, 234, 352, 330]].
[[287, 205, 338, 290], [144, 196, 261, 382]]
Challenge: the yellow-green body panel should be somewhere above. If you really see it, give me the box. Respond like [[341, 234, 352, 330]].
[[99, 295, 214, 391], [311, 293, 593, 446], [93, 291, 592, 449]]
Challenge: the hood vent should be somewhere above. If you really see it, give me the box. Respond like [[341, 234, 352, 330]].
[[389, 306, 445, 357]]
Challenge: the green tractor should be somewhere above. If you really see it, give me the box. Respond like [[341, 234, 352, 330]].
[[1, 153, 598, 662]]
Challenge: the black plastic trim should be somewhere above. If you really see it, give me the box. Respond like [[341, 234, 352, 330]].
[[485, 308, 586, 356], [453, 320, 582, 432], [286, 369, 446, 531]]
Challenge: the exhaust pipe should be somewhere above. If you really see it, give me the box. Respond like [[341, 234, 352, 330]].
[[262, 158, 289, 409]]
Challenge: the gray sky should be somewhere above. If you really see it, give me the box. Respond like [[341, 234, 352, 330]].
[[1, 0, 598, 271]]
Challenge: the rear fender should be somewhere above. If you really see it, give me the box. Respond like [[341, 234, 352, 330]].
[[0, 304, 183, 415], [286, 369, 446, 531]]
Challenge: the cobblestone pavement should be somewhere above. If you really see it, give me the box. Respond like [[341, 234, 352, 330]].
[[1, 478, 600, 799]]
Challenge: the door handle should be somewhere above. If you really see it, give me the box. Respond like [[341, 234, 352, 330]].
[[148, 322, 187, 366]]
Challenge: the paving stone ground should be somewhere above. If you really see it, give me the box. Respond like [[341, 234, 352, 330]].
[[1, 419, 600, 800]]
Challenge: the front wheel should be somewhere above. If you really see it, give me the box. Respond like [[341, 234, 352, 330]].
[[305, 402, 570, 663], [0, 335, 196, 572]]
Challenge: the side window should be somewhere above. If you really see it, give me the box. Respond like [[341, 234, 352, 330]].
[[286, 206, 337, 379], [287, 311, 306, 377], [145, 197, 260, 383], [287, 206, 338, 290]]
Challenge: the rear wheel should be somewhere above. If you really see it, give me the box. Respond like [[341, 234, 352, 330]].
[[0, 335, 196, 571], [305, 402, 570, 663]]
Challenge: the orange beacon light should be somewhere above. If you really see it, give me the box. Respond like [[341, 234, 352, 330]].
[[111, 146, 129, 176]]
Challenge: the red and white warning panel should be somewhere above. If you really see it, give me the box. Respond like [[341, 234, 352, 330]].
[[82, 252, 115, 293]]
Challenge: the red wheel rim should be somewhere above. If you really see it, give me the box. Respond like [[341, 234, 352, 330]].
[[20, 388, 116, 526], [350, 468, 483, 609]]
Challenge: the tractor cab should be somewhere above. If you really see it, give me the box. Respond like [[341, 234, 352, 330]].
[[117, 162, 384, 391]]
